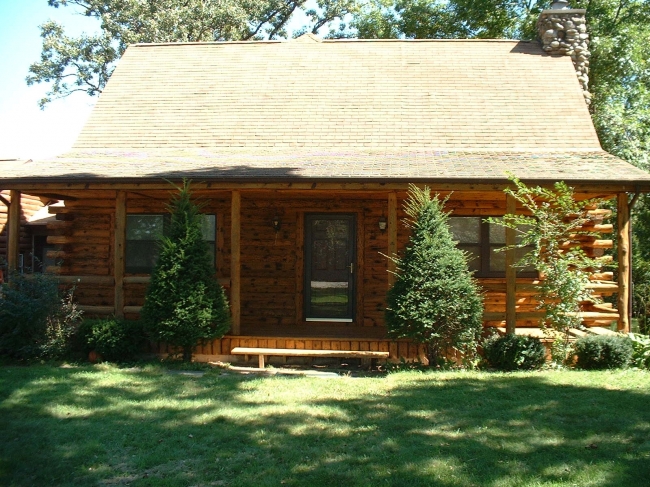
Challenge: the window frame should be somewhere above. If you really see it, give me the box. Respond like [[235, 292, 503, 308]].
[[125, 213, 216, 275], [448, 216, 536, 279]]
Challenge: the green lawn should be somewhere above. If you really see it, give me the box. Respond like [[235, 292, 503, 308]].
[[1, 365, 649, 487]]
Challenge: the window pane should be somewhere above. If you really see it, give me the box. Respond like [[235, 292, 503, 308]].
[[515, 223, 533, 245], [127, 215, 164, 240], [516, 246, 536, 273], [449, 217, 480, 243], [489, 245, 506, 272], [201, 215, 216, 241], [206, 242, 216, 269], [489, 219, 506, 244], [126, 241, 160, 273]]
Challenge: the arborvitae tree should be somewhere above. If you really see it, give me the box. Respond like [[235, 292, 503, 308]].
[[386, 185, 483, 366], [141, 181, 230, 361]]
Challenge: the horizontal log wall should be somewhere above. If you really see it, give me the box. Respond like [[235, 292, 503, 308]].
[[42, 187, 619, 342]]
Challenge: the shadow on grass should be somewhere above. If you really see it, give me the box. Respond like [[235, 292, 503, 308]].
[[1, 366, 649, 486]]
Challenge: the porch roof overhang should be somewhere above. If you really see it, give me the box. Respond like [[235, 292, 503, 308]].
[[2, 148, 650, 191]]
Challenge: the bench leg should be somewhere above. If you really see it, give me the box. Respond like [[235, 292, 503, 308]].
[[258, 354, 265, 369]]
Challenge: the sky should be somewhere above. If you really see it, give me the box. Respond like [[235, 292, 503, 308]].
[[0, 1, 316, 161], [0, 0, 102, 160]]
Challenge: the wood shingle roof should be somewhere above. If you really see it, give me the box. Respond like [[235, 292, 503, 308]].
[[3, 36, 650, 186], [74, 38, 600, 151]]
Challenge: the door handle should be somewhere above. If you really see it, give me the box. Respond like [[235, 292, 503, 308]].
[[348, 263, 354, 274]]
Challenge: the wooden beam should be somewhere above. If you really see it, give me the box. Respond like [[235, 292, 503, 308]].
[[617, 193, 630, 332], [230, 190, 241, 334], [3, 181, 644, 193], [356, 211, 365, 325], [79, 305, 115, 315], [505, 194, 517, 334], [56, 275, 115, 285], [114, 191, 126, 319], [295, 212, 304, 323], [7, 190, 21, 273], [387, 192, 397, 288]]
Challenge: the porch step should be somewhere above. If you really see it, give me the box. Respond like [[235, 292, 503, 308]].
[[230, 347, 389, 368]]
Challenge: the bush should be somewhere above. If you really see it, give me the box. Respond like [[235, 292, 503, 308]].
[[83, 318, 146, 362], [574, 335, 633, 370], [628, 333, 650, 369], [0, 273, 82, 360], [41, 288, 83, 360], [386, 185, 483, 366], [482, 333, 547, 371]]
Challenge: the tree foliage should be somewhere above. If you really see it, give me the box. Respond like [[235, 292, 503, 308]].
[[0, 273, 83, 361], [386, 185, 484, 366], [28, 0, 357, 107], [488, 177, 604, 363], [141, 180, 230, 362]]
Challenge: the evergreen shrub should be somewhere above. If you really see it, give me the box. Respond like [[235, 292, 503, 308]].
[[386, 185, 483, 366], [141, 180, 230, 361], [482, 333, 546, 371], [82, 318, 145, 362], [574, 335, 633, 370]]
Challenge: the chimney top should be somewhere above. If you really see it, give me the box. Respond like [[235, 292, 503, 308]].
[[537, 8, 591, 104]]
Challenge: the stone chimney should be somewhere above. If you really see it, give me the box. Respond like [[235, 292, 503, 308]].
[[537, 2, 591, 104]]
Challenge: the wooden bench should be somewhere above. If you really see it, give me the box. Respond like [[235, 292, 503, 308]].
[[230, 347, 390, 369]]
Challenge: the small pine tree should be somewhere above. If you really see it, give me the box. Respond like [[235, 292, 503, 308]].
[[386, 185, 484, 366], [141, 181, 230, 361]]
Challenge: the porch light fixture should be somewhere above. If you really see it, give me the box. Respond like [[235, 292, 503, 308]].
[[272, 215, 281, 232], [551, 0, 570, 9], [378, 216, 387, 232]]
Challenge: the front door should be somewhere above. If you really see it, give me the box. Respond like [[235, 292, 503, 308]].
[[305, 214, 355, 322]]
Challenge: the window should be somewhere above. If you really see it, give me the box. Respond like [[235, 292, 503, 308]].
[[448, 217, 535, 278], [125, 214, 216, 274]]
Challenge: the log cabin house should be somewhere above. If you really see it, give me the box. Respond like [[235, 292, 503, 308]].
[[2, 7, 650, 361]]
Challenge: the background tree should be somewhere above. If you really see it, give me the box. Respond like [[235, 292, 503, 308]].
[[386, 185, 484, 366], [28, 0, 357, 107], [141, 181, 230, 362]]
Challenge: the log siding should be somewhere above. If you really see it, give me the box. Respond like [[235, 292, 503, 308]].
[[12, 184, 617, 360]]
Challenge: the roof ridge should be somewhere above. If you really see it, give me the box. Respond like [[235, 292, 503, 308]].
[[131, 38, 532, 48]]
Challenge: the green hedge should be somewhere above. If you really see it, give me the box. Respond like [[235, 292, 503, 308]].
[[573, 335, 633, 370], [482, 334, 547, 371], [79, 318, 146, 362]]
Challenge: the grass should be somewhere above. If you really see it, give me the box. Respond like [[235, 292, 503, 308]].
[[1, 365, 650, 486]]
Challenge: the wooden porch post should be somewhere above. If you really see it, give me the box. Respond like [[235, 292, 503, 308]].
[[7, 190, 21, 273], [114, 191, 126, 319], [505, 194, 517, 334], [230, 190, 241, 334], [617, 193, 630, 332], [387, 192, 397, 288]]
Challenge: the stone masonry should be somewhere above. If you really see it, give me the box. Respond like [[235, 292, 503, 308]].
[[537, 9, 591, 104]]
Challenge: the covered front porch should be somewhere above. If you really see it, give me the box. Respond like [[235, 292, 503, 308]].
[[1, 179, 634, 360]]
